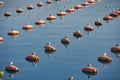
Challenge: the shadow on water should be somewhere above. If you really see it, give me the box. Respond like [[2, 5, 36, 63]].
[[44, 50, 56, 58]]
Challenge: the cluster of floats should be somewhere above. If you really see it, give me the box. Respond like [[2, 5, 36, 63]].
[[0, 0, 120, 79]]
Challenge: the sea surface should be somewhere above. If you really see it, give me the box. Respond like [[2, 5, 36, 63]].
[[0, 0, 120, 80]]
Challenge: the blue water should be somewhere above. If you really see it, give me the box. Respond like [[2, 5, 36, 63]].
[[0, 0, 120, 80]]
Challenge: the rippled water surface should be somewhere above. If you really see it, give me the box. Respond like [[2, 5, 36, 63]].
[[0, 0, 120, 80]]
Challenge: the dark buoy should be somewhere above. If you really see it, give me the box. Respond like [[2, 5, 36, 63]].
[[66, 8, 75, 13], [109, 11, 119, 17], [57, 10, 66, 19], [98, 53, 112, 64], [111, 44, 120, 53], [73, 30, 83, 39], [27, 4, 34, 10], [0, 0, 4, 6], [46, 14, 56, 22], [44, 42, 56, 51], [37, 2, 44, 7], [61, 36, 70, 44], [61, 36, 70, 48], [103, 15, 113, 22], [25, 52, 39, 63], [8, 28, 19, 35], [35, 18, 46, 27], [94, 19, 103, 27], [74, 4, 82, 10], [88, 0, 96, 3], [84, 24, 94, 31], [22, 23, 34, 31], [81, 2, 89, 7], [82, 64, 98, 75], [0, 37, 3, 43], [5, 62, 19, 73], [4, 11, 11, 17], [16, 7, 23, 14], [46, 0, 52, 4], [114, 8, 120, 16]]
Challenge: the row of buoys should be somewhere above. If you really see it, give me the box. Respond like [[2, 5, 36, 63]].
[[103, 8, 120, 23], [3, 0, 62, 17], [3, 0, 100, 19]]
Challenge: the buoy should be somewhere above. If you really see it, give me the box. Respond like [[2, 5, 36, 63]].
[[84, 24, 94, 31], [4, 11, 11, 17], [25, 52, 39, 62], [66, 8, 75, 13], [109, 11, 119, 17], [23, 23, 34, 31], [46, 14, 56, 22], [111, 44, 120, 53], [88, 0, 96, 3], [0, 0, 4, 5], [103, 15, 113, 21], [57, 10, 66, 17], [68, 76, 74, 80], [35, 18, 46, 26], [114, 8, 120, 16], [61, 36, 70, 44], [73, 30, 83, 39], [44, 42, 56, 51], [54, 0, 62, 2], [0, 37, 3, 42], [94, 19, 103, 26], [57, 10, 66, 19], [37, 2, 44, 7], [98, 53, 112, 63], [81, 2, 89, 7], [27, 4, 34, 10], [8, 28, 20, 35], [82, 64, 98, 74], [5, 62, 19, 73], [16, 7, 23, 14], [74, 4, 83, 10], [46, 0, 52, 4]]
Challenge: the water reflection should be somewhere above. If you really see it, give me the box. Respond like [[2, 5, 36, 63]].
[[44, 50, 56, 58], [8, 35, 19, 39], [54, 0, 62, 2]]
